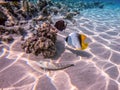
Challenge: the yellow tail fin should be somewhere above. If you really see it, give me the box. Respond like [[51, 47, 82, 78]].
[[80, 34, 88, 50], [81, 43, 88, 50]]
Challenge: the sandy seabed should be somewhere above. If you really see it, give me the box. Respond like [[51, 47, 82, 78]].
[[0, 5, 120, 90]]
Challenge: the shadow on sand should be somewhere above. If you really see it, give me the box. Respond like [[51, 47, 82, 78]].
[[66, 47, 92, 58], [52, 40, 65, 60], [52, 39, 92, 60]]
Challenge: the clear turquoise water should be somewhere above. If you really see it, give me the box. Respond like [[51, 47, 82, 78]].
[[30, 0, 120, 8], [30, 0, 120, 3]]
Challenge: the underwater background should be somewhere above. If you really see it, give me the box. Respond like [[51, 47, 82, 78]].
[[32, 0, 120, 3], [0, 0, 120, 90]]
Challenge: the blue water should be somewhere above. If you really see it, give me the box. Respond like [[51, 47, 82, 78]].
[[30, 0, 120, 8], [52, 0, 120, 3], [30, 0, 120, 3]]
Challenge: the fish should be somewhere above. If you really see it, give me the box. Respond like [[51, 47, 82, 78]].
[[36, 61, 74, 70], [65, 32, 88, 50], [54, 20, 67, 31]]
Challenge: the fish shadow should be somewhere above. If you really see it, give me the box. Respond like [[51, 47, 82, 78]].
[[66, 47, 92, 58], [52, 40, 65, 60]]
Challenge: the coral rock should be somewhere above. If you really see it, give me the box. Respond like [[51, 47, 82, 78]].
[[0, 8, 8, 25], [0, 25, 25, 36], [0, 35, 14, 43], [37, 0, 48, 11], [22, 22, 58, 58], [64, 12, 77, 20]]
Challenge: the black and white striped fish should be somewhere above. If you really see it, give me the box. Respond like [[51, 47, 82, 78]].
[[65, 32, 88, 50]]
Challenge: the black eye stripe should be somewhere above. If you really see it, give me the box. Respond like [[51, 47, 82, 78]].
[[65, 36, 68, 42], [79, 34, 82, 47]]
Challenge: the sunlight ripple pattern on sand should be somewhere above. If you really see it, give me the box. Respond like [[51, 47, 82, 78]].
[[0, 6, 120, 90]]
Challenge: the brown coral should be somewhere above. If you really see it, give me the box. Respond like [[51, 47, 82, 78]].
[[21, 22, 58, 58], [0, 25, 25, 35], [0, 9, 7, 25], [0, 35, 14, 43], [37, 0, 48, 11], [0, 25, 25, 43], [64, 12, 77, 20]]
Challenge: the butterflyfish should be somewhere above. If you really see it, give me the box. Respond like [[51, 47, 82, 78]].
[[65, 32, 88, 50]]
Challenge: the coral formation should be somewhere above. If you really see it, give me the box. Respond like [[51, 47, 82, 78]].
[[37, 0, 48, 11], [21, 22, 58, 58], [0, 25, 25, 43], [0, 10, 7, 25], [0, 35, 14, 43], [64, 12, 77, 20], [33, 15, 52, 23], [0, 25, 25, 35]]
